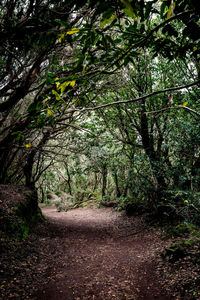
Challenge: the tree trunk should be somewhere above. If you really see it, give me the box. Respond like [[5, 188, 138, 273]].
[[102, 165, 107, 197], [23, 131, 50, 189], [93, 172, 98, 192], [0, 119, 30, 183], [113, 172, 121, 197], [140, 100, 167, 193], [24, 152, 35, 189], [66, 165, 72, 195]]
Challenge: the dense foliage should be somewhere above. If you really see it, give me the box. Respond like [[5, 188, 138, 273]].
[[0, 0, 200, 222]]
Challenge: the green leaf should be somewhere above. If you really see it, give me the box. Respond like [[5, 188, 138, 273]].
[[54, 19, 69, 27], [45, 72, 55, 77], [100, 14, 116, 28], [52, 89, 61, 100], [47, 108, 54, 116], [182, 101, 188, 107], [167, 1, 175, 19], [120, 0, 136, 19], [58, 33, 65, 43], [46, 77, 55, 85], [72, 98, 80, 103], [66, 28, 79, 35], [36, 102, 43, 111], [57, 80, 76, 93]]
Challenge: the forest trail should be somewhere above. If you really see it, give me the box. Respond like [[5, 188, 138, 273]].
[[32, 206, 172, 300]]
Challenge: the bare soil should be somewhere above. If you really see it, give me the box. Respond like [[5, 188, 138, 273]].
[[1, 205, 174, 299]]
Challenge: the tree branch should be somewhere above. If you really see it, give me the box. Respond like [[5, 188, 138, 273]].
[[59, 123, 97, 136], [145, 105, 200, 117], [69, 80, 200, 113]]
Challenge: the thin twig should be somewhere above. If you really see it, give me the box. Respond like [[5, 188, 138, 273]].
[[60, 123, 97, 136], [145, 105, 200, 117]]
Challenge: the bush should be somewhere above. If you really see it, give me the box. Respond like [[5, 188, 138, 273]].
[[156, 190, 200, 225], [54, 192, 75, 212], [116, 196, 148, 215]]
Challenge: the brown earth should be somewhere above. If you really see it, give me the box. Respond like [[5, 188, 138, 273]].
[[35, 206, 173, 300], [1, 205, 175, 300]]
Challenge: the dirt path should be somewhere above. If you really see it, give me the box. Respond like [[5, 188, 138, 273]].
[[30, 206, 172, 300], [1, 205, 174, 299]]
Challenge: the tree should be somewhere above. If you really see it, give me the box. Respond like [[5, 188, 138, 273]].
[[0, 0, 91, 184], [0, 0, 200, 193]]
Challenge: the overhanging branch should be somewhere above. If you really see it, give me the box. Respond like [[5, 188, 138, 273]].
[[69, 80, 200, 113], [145, 105, 200, 118]]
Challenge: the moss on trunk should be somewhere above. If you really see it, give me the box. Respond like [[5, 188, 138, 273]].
[[0, 184, 44, 239]]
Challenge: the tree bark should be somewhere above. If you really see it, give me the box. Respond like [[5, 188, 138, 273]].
[[140, 100, 167, 192], [93, 172, 98, 192], [66, 165, 72, 195], [113, 172, 121, 198], [102, 164, 107, 197], [23, 131, 50, 188]]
